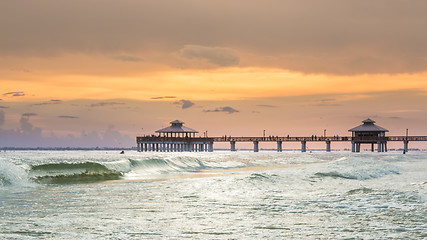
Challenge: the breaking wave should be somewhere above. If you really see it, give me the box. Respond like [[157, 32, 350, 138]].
[[313, 156, 401, 180], [1, 155, 245, 186], [30, 162, 127, 184], [129, 156, 208, 173], [0, 160, 32, 187]]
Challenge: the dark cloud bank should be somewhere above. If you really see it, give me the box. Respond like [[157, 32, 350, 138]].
[[89, 102, 125, 107], [204, 106, 239, 114], [3, 92, 25, 97], [1, 1, 427, 74], [0, 112, 133, 148], [174, 99, 195, 109], [151, 96, 177, 100]]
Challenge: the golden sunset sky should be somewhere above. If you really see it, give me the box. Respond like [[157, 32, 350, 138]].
[[1, 0, 427, 148]]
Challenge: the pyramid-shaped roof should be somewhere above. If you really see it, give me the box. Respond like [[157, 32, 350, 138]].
[[348, 118, 389, 132], [155, 120, 198, 133]]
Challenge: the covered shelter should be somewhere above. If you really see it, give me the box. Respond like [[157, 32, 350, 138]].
[[155, 120, 198, 138], [137, 120, 213, 152], [348, 118, 389, 152]]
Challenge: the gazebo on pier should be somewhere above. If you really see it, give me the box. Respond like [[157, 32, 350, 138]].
[[348, 118, 389, 152], [136, 120, 213, 152], [155, 120, 198, 138]]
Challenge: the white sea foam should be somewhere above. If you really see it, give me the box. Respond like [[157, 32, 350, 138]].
[[0, 150, 425, 239], [0, 160, 32, 187]]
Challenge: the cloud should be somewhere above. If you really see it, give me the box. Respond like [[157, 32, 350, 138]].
[[174, 99, 195, 109], [0, 106, 8, 109], [383, 109, 422, 113], [3, 92, 25, 97], [204, 106, 239, 114], [312, 98, 341, 107], [31, 99, 63, 106], [151, 96, 177, 100], [111, 55, 143, 62], [180, 45, 240, 67], [89, 102, 125, 107], [22, 113, 37, 117], [0, 111, 4, 126], [2, 1, 427, 74], [10, 68, 31, 73], [257, 104, 278, 108], [19, 114, 41, 136], [58, 115, 79, 119]]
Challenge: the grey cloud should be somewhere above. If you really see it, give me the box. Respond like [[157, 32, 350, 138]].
[[111, 55, 143, 62], [257, 104, 278, 108], [22, 113, 37, 117], [313, 103, 341, 107], [89, 102, 125, 107], [32, 99, 63, 106], [312, 98, 341, 107], [0, 106, 8, 109], [174, 99, 195, 109], [204, 106, 239, 114], [180, 45, 240, 67], [320, 98, 336, 102], [58, 115, 79, 119], [20, 115, 41, 136], [10, 68, 31, 73], [151, 96, 177, 100], [3, 92, 25, 97], [1, 1, 427, 74]]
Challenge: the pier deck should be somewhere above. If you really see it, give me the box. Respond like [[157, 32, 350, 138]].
[[136, 135, 427, 152]]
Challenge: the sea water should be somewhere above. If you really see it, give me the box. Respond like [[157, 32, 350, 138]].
[[0, 150, 426, 239]]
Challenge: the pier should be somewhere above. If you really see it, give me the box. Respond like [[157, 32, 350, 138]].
[[136, 119, 427, 153]]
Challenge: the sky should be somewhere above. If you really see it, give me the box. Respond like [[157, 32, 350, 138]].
[[1, 0, 427, 148]]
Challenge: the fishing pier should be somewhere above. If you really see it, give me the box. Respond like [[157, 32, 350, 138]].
[[136, 119, 427, 153]]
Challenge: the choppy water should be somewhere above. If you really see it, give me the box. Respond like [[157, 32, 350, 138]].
[[0, 150, 426, 239]]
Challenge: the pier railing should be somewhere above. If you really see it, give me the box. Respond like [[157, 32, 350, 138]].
[[387, 136, 427, 141], [212, 136, 351, 142], [137, 135, 427, 142], [137, 136, 214, 142]]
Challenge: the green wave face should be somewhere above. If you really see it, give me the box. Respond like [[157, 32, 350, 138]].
[[30, 162, 123, 184]]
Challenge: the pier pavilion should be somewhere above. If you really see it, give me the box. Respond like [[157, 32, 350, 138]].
[[136, 120, 214, 152], [348, 118, 388, 152]]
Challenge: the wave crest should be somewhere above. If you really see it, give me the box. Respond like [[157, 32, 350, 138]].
[[313, 158, 400, 180], [30, 162, 125, 184], [0, 160, 31, 187]]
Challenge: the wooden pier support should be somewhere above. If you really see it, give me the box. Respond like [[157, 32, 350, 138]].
[[277, 141, 282, 152], [301, 140, 306, 152], [253, 141, 259, 152], [230, 141, 236, 151], [326, 140, 331, 152], [404, 140, 408, 153]]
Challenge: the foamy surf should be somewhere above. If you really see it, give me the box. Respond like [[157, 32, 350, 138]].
[[0, 160, 33, 187], [0, 150, 426, 239]]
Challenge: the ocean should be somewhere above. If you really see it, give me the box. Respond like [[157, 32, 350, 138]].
[[0, 150, 426, 239]]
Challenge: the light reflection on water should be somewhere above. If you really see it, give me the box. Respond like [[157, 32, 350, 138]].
[[0, 151, 426, 239]]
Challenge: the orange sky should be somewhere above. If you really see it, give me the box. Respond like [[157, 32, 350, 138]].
[[1, 0, 427, 148]]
